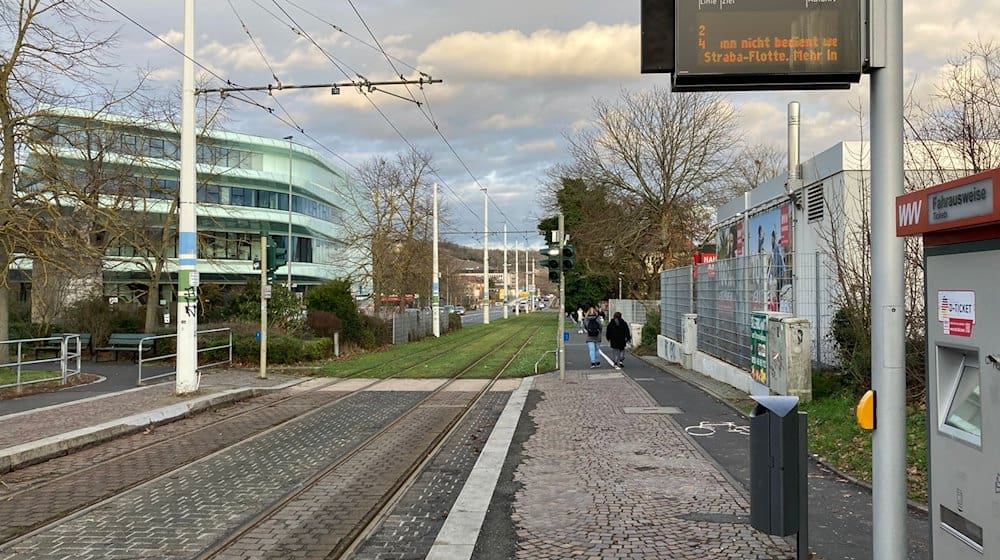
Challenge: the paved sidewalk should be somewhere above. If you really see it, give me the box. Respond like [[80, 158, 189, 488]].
[[0, 369, 303, 473], [499, 368, 793, 559]]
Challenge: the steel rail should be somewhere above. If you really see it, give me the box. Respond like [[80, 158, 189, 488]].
[[200, 325, 541, 560]]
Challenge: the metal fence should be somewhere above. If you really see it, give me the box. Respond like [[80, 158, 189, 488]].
[[608, 299, 656, 327], [660, 252, 837, 371], [137, 328, 233, 385], [660, 266, 693, 341], [389, 309, 450, 345], [0, 335, 85, 393]]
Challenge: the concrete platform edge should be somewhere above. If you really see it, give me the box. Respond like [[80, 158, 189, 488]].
[[0, 378, 308, 474]]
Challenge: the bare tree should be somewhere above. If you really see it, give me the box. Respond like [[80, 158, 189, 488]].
[[0, 0, 122, 345], [727, 144, 786, 193], [336, 149, 439, 311], [555, 87, 743, 296], [905, 39, 1000, 180]]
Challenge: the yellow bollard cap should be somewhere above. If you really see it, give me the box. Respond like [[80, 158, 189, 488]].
[[856, 389, 876, 430]]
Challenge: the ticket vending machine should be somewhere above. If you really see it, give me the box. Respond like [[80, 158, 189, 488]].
[[896, 168, 1000, 558]]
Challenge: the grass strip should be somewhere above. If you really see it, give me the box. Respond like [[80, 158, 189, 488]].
[[800, 392, 928, 503], [397, 318, 530, 379], [321, 323, 489, 377], [0, 368, 63, 387]]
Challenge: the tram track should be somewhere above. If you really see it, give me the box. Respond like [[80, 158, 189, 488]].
[[0, 319, 546, 556], [0, 321, 521, 544], [201, 324, 543, 560]]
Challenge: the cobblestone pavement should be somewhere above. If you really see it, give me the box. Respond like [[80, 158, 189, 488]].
[[0, 369, 299, 449], [0, 379, 349, 541], [511, 370, 794, 560], [353, 391, 508, 560], [0, 390, 426, 560], [213, 390, 488, 559]]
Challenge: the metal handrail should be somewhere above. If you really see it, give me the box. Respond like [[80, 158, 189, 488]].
[[534, 348, 559, 374], [0, 335, 84, 393], [137, 328, 232, 385]]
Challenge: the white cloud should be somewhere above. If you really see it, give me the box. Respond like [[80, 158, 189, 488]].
[[146, 30, 182, 49], [148, 66, 181, 82], [480, 113, 537, 130], [516, 139, 558, 152], [418, 22, 639, 78]]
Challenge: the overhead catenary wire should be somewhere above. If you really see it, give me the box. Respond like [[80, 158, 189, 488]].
[[342, 1, 520, 233], [254, 0, 483, 224], [96, 0, 355, 174]]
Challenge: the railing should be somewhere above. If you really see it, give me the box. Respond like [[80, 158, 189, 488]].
[[660, 267, 693, 342], [137, 328, 233, 385], [0, 335, 84, 393]]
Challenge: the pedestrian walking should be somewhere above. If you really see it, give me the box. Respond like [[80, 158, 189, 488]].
[[605, 311, 632, 368], [577, 307, 585, 334], [583, 307, 603, 368]]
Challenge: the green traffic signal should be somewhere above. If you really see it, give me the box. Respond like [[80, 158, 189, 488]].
[[548, 269, 560, 282]]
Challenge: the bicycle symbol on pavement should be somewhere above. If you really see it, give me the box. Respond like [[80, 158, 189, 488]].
[[684, 421, 750, 437]]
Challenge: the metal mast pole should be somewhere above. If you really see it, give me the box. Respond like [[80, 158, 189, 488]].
[[175, 0, 198, 394], [870, 0, 907, 555], [514, 241, 520, 316], [285, 135, 293, 289], [558, 213, 566, 379], [503, 224, 509, 319], [432, 182, 441, 337], [483, 188, 490, 324]]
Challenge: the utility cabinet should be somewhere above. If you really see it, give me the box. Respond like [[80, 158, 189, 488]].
[[768, 317, 812, 403]]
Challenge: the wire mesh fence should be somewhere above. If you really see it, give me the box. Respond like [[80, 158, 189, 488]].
[[660, 266, 693, 342], [387, 309, 450, 344], [660, 252, 838, 371]]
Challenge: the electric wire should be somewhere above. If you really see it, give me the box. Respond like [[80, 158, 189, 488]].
[[96, 0, 356, 174], [342, 1, 522, 236], [96, 0, 239, 89], [255, 0, 482, 223], [228, 0, 280, 84]]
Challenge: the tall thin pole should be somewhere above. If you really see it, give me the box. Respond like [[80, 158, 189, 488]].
[[503, 224, 509, 319], [285, 135, 293, 289], [514, 241, 520, 316], [175, 0, 198, 394], [870, 0, 907, 555], [558, 213, 566, 379], [483, 188, 490, 324], [524, 246, 535, 313], [259, 236, 268, 379], [432, 183, 441, 337]]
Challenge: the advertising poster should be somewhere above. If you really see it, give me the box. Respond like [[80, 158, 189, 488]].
[[750, 312, 768, 384], [746, 203, 793, 313]]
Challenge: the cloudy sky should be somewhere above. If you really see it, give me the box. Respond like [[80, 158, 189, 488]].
[[84, 0, 999, 247]]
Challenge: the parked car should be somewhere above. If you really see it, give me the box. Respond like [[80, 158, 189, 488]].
[[443, 305, 456, 315], [454, 305, 466, 315]]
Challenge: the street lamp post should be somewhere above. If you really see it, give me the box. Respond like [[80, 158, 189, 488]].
[[284, 135, 293, 289], [618, 273, 623, 300]]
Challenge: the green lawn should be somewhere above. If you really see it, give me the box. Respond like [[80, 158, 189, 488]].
[[800, 392, 928, 503], [321, 313, 559, 380], [0, 368, 63, 387]]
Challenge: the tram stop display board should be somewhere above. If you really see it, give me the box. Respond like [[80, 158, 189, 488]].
[[641, 0, 863, 90]]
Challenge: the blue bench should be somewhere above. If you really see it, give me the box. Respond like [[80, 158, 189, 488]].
[[95, 333, 154, 362]]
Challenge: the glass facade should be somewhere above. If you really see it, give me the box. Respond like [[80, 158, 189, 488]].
[[27, 109, 354, 288]]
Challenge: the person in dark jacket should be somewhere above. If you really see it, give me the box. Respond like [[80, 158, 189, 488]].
[[605, 311, 632, 368]]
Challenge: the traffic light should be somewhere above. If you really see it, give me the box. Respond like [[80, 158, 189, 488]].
[[266, 238, 288, 273], [562, 243, 576, 271], [539, 242, 561, 282]]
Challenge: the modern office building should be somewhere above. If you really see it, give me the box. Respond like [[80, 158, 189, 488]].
[[20, 107, 358, 316]]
